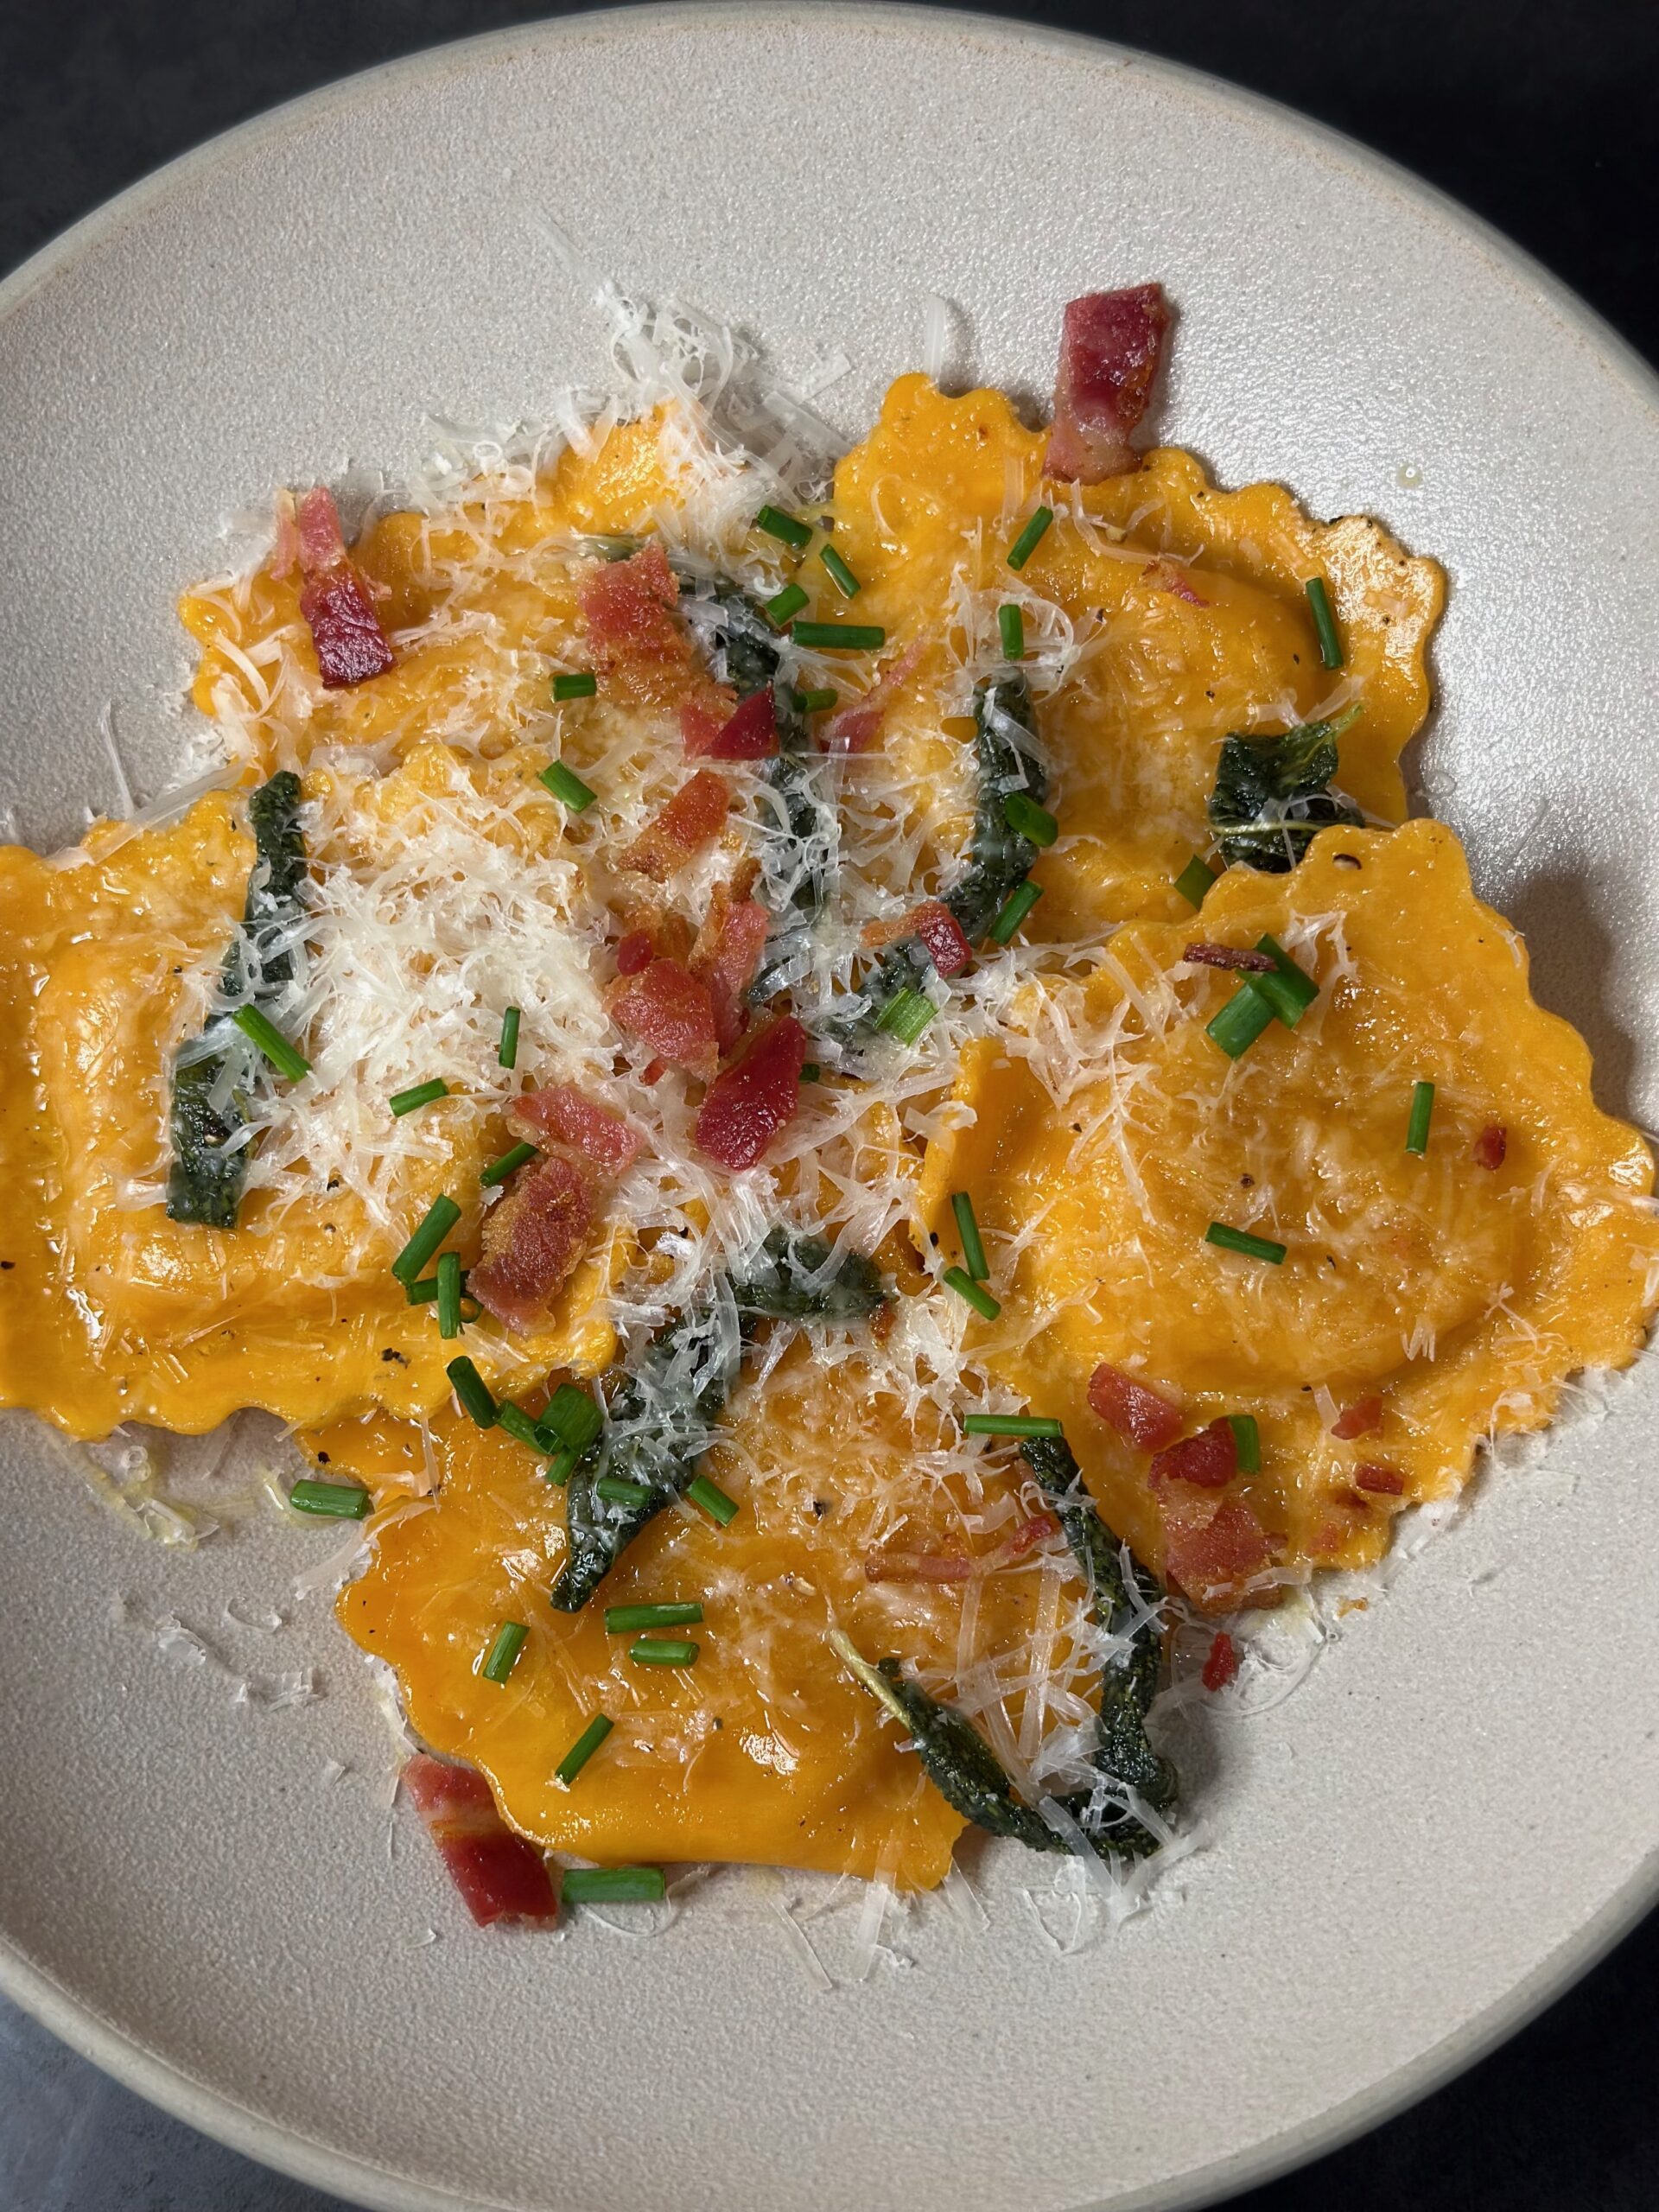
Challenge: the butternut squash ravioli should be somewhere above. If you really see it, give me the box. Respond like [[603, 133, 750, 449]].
[[2, 295, 1654, 1921]]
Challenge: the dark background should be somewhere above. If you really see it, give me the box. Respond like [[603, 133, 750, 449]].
[[0, 2, 1654, 2207]]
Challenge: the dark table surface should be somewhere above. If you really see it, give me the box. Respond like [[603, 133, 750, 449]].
[[1, 3, 1655, 2208]]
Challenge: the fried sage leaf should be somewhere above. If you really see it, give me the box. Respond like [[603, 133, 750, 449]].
[[729, 1225, 890, 1325], [1207, 702, 1364, 873], [166, 771, 308, 1228]]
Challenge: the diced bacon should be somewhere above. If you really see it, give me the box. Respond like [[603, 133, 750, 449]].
[[641, 1058, 666, 1085], [690, 885, 773, 1053], [1147, 556, 1209, 606], [1088, 1363, 1185, 1450], [694, 1014, 808, 1170], [860, 899, 971, 979], [402, 1755, 560, 1927], [1332, 1394, 1383, 1440], [1473, 1122, 1508, 1170], [1160, 1491, 1276, 1611], [618, 768, 731, 881], [684, 684, 779, 760], [863, 1548, 974, 1585], [510, 1084, 642, 1174], [1354, 1462, 1407, 1496], [1045, 284, 1171, 483], [1002, 1510, 1061, 1560], [1201, 1631, 1240, 1692], [823, 643, 923, 755], [1182, 943, 1276, 972], [292, 486, 396, 689], [470, 1151, 594, 1331], [614, 929, 654, 976], [1149, 1419, 1236, 1490], [610, 958, 720, 1081]]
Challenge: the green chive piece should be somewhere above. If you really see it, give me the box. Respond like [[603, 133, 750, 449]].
[[943, 1267, 1001, 1321], [1406, 1079, 1436, 1155], [480, 1620, 529, 1683], [232, 1004, 309, 1081], [553, 671, 598, 702], [998, 602, 1027, 661], [289, 1478, 372, 1520], [876, 988, 938, 1046], [1228, 1414, 1262, 1472], [1305, 576, 1344, 669], [950, 1191, 989, 1281], [540, 760, 597, 812], [605, 1601, 704, 1634], [436, 1250, 463, 1339], [962, 1413, 1063, 1439], [793, 687, 837, 715], [629, 1636, 699, 1668], [1002, 791, 1058, 846], [1007, 505, 1055, 570], [389, 1077, 448, 1117], [562, 1866, 666, 1904], [819, 545, 861, 598], [800, 1061, 823, 1083], [555, 1713, 613, 1788], [1175, 854, 1218, 909], [480, 1141, 538, 1188], [447, 1354, 498, 1429], [988, 879, 1044, 944], [1205, 1222, 1288, 1266], [543, 1446, 580, 1487], [754, 504, 811, 551], [765, 582, 810, 628], [391, 1196, 461, 1286], [1205, 982, 1277, 1060], [495, 1402, 547, 1454], [686, 1474, 739, 1526], [405, 1274, 440, 1306], [596, 1476, 652, 1508], [497, 1006, 521, 1069], [1249, 934, 1319, 1028], [540, 1383, 602, 1453], [790, 621, 886, 651]]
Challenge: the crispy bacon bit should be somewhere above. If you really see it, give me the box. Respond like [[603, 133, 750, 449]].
[[1182, 943, 1277, 972], [693, 1014, 808, 1170], [1332, 1394, 1383, 1440], [1160, 1491, 1276, 1611], [402, 1755, 560, 1927], [684, 683, 779, 761], [641, 1057, 666, 1085], [1088, 1363, 1185, 1451], [690, 885, 773, 1053], [470, 1152, 594, 1331], [1473, 1122, 1508, 1170], [823, 643, 923, 755], [1150, 1419, 1238, 1491], [1045, 284, 1171, 483], [618, 768, 732, 881], [1147, 556, 1208, 606], [1201, 1630, 1240, 1692], [1354, 1462, 1407, 1496], [610, 957, 720, 1081], [860, 899, 971, 979], [863, 1548, 974, 1585], [292, 486, 396, 689], [1003, 1510, 1061, 1559], [579, 541, 728, 727], [614, 929, 654, 976], [510, 1084, 641, 1174]]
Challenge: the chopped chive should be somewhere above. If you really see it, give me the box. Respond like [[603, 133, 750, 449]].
[[596, 1475, 652, 1508], [1227, 1414, 1262, 1472], [562, 1866, 666, 1904], [962, 1413, 1064, 1439], [480, 1140, 539, 1188], [1205, 1221, 1288, 1266], [540, 1383, 602, 1454], [480, 1620, 529, 1683], [497, 1006, 521, 1070], [988, 879, 1044, 944], [943, 1266, 1001, 1320], [389, 1077, 448, 1117], [629, 1636, 699, 1667], [1205, 982, 1276, 1060], [792, 686, 837, 715], [555, 1713, 613, 1788], [998, 602, 1027, 661], [1406, 1079, 1436, 1155], [950, 1191, 988, 1281], [605, 1601, 705, 1633], [289, 1478, 371, 1520], [686, 1473, 739, 1526], [552, 671, 598, 701], [764, 582, 810, 628], [790, 621, 886, 651], [819, 545, 861, 598], [435, 1249, 463, 1339], [232, 1004, 309, 1081], [1305, 576, 1344, 669], [543, 1446, 580, 1487], [800, 1061, 822, 1083], [1002, 791, 1058, 846], [540, 760, 597, 811], [1175, 854, 1218, 909], [1007, 505, 1055, 570], [876, 987, 937, 1045], [1249, 934, 1319, 1027], [496, 1402, 547, 1453], [391, 1195, 461, 1285], [447, 1354, 498, 1429], [754, 504, 811, 551]]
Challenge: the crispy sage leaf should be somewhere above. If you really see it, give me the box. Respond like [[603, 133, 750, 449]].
[[1207, 702, 1364, 872]]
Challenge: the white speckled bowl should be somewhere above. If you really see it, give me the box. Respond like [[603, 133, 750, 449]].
[[3, 8, 1656, 2209]]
